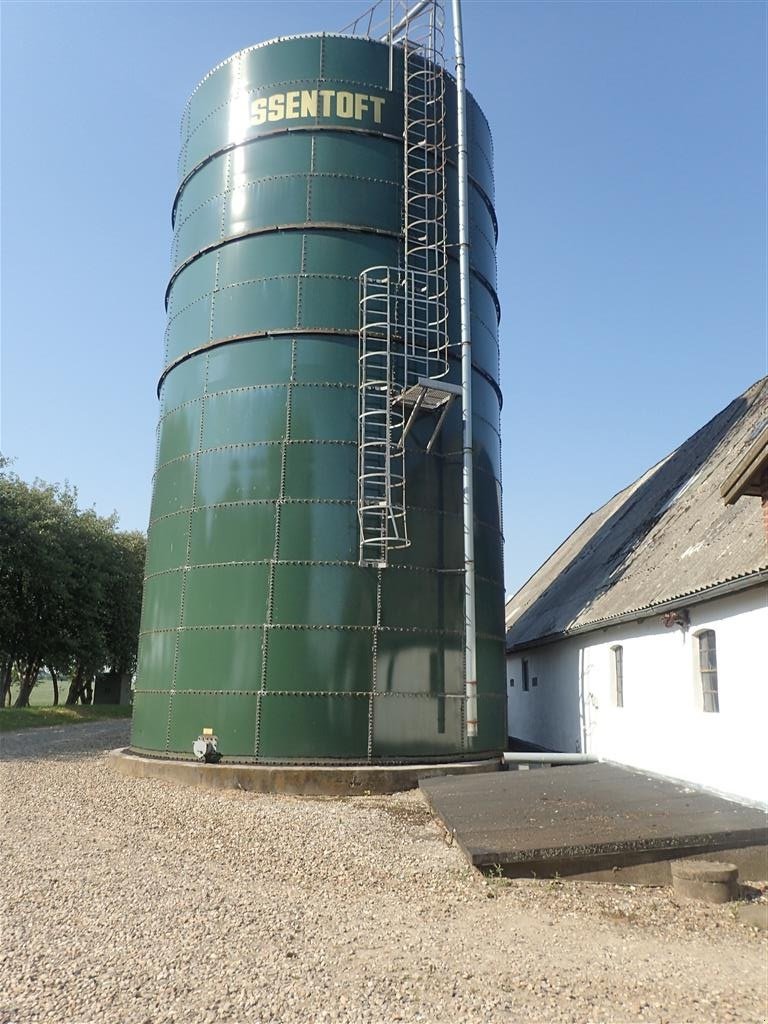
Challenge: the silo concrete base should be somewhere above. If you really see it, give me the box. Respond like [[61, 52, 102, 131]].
[[109, 748, 500, 796]]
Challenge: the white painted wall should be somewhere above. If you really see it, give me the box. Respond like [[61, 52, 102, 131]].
[[506, 585, 768, 805]]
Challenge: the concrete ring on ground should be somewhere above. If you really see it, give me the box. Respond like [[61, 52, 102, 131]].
[[109, 748, 500, 796], [671, 859, 739, 903]]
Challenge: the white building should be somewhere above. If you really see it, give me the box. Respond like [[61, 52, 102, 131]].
[[506, 377, 768, 806]]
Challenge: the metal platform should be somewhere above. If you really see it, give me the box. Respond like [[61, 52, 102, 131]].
[[420, 762, 768, 884], [398, 377, 461, 410], [397, 376, 461, 452]]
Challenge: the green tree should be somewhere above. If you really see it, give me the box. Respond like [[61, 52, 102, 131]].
[[0, 458, 146, 708], [62, 509, 114, 705], [103, 530, 146, 676], [0, 467, 75, 707], [64, 519, 146, 704]]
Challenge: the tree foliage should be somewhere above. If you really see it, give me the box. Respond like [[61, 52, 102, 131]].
[[0, 459, 146, 708]]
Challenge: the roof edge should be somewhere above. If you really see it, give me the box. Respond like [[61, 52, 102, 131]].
[[721, 431, 768, 505], [506, 568, 768, 653]]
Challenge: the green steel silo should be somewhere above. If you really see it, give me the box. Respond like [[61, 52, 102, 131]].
[[131, 27, 505, 764]]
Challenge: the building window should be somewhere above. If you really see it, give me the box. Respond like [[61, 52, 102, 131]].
[[522, 659, 530, 692], [611, 645, 624, 708], [509, 678, 514, 688], [532, 676, 538, 687], [697, 630, 719, 713]]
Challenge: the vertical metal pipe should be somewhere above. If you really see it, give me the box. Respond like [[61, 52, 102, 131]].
[[388, 0, 394, 90], [451, 0, 477, 740]]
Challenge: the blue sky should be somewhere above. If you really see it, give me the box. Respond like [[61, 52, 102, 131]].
[[1, 0, 766, 595]]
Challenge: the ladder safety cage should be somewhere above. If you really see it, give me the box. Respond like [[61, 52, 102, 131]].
[[402, 0, 449, 377], [355, 0, 452, 568], [358, 267, 409, 568]]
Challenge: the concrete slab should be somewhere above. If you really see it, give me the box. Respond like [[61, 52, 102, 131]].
[[110, 748, 500, 796], [419, 763, 768, 884]]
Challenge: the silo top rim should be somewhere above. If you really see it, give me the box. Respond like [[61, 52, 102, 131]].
[[188, 32, 436, 99], [183, 31, 491, 136]]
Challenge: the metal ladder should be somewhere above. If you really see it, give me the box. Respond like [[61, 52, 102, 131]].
[[358, 0, 453, 567], [402, 0, 449, 377], [358, 267, 409, 566]]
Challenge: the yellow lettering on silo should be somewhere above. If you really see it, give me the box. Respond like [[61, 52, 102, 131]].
[[267, 94, 285, 121], [250, 97, 267, 126], [251, 88, 386, 128], [301, 90, 318, 117], [336, 91, 354, 118], [285, 91, 300, 119], [354, 94, 369, 120]]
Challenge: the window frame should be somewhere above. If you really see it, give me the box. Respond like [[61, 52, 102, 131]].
[[610, 644, 624, 708], [696, 629, 720, 713], [522, 659, 530, 692]]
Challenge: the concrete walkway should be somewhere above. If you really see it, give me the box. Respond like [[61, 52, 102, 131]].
[[420, 762, 768, 883]]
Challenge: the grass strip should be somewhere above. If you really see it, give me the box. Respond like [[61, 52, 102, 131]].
[[0, 705, 132, 732]]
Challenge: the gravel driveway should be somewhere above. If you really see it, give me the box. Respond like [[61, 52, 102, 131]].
[[2, 723, 766, 1024]]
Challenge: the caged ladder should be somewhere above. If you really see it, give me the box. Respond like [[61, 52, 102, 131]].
[[358, 0, 460, 568]]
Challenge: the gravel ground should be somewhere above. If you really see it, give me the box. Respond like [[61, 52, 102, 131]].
[[2, 723, 766, 1024]]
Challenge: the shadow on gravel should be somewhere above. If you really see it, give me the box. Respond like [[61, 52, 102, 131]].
[[0, 720, 131, 763]]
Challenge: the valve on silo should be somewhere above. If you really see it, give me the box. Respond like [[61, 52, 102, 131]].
[[193, 727, 221, 763]]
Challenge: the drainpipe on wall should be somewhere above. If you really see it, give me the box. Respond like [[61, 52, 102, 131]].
[[578, 647, 588, 754]]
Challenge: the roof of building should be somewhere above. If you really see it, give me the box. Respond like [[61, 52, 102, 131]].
[[721, 423, 768, 505], [506, 377, 768, 650]]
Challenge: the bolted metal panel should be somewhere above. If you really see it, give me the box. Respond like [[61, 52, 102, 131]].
[[132, 33, 505, 764]]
